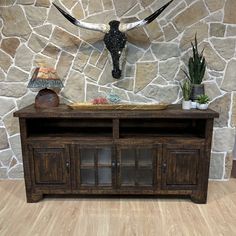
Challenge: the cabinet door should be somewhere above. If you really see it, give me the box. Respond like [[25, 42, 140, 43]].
[[29, 144, 71, 189], [73, 145, 115, 189], [161, 144, 204, 190], [117, 145, 159, 189]]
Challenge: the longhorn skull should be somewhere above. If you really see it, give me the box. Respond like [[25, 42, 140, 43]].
[[53, 1, 173, 79]]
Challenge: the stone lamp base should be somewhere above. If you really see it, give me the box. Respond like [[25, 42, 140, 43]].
[[35, 88, 59, 108]]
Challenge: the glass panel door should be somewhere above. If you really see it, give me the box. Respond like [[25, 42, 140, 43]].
[[79, 146, 113, 188], [118, 146, 156, 188]]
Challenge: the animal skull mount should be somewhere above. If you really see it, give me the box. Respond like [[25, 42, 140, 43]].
[[53, 1, 173, 79]]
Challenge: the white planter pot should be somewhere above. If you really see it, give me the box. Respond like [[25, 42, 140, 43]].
[[182, 100, 191, 110], [196, 103, 208, 110], [191, 101, 197, 109]]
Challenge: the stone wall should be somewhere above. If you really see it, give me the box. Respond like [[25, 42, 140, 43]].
[[0, 0, 235, 179]]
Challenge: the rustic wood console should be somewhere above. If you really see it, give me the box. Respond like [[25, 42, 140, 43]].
[[14, 104, 219, 203]]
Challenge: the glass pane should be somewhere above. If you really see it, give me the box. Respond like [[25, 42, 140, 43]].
[[98, 167, 112, 186], [137, 169, 153, 186], [80, 169, 95, 186], [120, 167, 135, 186], [80, 149, 95, 166], [138, 149, 153, 167], [98, 148, 111, 165], [121, 149, 135, 166]]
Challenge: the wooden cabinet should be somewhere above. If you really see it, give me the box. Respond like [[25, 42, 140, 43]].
[[14, 104, 219, 203]]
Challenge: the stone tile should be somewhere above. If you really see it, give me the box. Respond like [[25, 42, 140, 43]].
[[72, 2, 85, 19], [209, 152, 224, 179], [1, 38, 20, 58], [8, 164, 24, 179], [0, 5, 31, 39], [113, 0, 136, 17], [0, 50, 12, 73], [9, 135, 22, 163], [0, 83, 27, 98], [0, 128, 9, 150], [152, 77, 168, 86], [86, 83, 106, 101], [111, 87, 129, 102], [61, 0, 78, 9], [15, 45, 34, 72], [98, 61, 118, 85], [221, 60, 236, 92], [209, 93, 230, 127], [211, 38, 236, 60], [141, 85, 179, 103], [124, 4, 141, 16], [17, 0, 34, 4], [125, 64, 135, 77], [35, 0, 50, 8], [180, 22, 208, 51], [159, 58, 180, 81], [3, 110, 20, 136], [102, 0, 113, 10], [56, 52, 74, 82], [205, 0, 225, 12], [0, 67, 5, 81], [126, 27, 151, 50], [151, 43, 180, 60], [204, 10, 223, 22], [213, 128, 235, 152], [28, 33, 48, 53], [0, 149, 13, 167], [127, 92, 152, 103], [48, 3, 79, 35], [88, 0, 103, 14], [61, 70, 85, 102], [165, 1, 187, 21], [51, 27, 81, 54], [163, 23, 178, 42], [203, 81, 221, 101], [16, 92, 35, 110], [84, 64, 102, 81], [114, 78, 134, 91], [141, 49, 155, 62], [0, 0, 16, 6], [226, 25, 236, 37], [24, 5, 47, 27], [126, 43, 144, 64], [6, 67, 29, 82], [42, 43, 61, 59], [0, 97, 15, 116], [224, 0, 236, 24], [201, 43, 226, 72], [34, 24, 52, 38], [89, 50, 101, 65], [224, 152, 233, 179], [135, 62, 158, 92], [173, 1, 208, 33], [210, 23, 226, 37], [231, 93, 236, 127], [73, 42, 93, 72]]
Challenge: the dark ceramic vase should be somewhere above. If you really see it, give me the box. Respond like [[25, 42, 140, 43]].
[[190, 84, 205, 101]]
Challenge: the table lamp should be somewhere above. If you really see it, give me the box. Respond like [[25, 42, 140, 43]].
[[28, 67, 64, 108]]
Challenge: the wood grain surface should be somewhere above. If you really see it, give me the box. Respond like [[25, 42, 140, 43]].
[[0, 180, 236, 236]]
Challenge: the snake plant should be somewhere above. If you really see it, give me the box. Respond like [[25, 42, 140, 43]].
[[183, 35, 206, 84], [180, 79, 192, 101]]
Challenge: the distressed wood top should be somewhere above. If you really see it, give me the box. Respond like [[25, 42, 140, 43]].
[[14, 104, 219, 119]]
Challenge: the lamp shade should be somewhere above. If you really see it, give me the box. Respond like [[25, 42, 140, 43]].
[[27, 67, 64, 89], [28, 67, 63, 108]]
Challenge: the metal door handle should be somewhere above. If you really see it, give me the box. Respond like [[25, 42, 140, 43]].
[[66, 161, 70, 173], [162, 163, 167, 174]]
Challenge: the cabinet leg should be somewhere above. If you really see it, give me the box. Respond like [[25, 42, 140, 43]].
[[191, 192, 207, 204], [26, 192, 43, 203]]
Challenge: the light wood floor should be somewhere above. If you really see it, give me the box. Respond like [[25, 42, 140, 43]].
[[0, 180, 236, 236]]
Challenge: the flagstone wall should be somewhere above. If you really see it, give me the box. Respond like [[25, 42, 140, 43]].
[[0, 0, 235, 179]]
